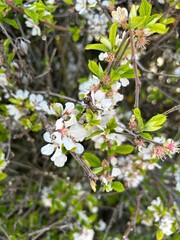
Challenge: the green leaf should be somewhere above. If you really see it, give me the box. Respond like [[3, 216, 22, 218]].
[[88, 60, 100, 77], [148, 23, 168, 34], [106, 117, 117, 133], [83, 152, 101, 167], [139, 132, 152, 140], [133, 108, 144, 131], [85, 43, 110, 52], [93, 167, 103, 174], [112, 181, 125, 192], [161, 17, 175, 25], [130, 16, 147, 29], [63, 0, 74, 5], [86, 130, 103, 140], [129, 4, 138, 18], [14, 0, 23, 4], [144, 114, 166, 132], [0, 3, 7, 12], [116, 145, 134, 154], [109, 22, 118, 48], [100, 36, 112, 51], [146, 114, 167, 126], [20, 118, 32, 129], [145, 14, 162, 26], [156, 229, 164, 240], [0, 172, 7, 181], [139, 0, 152, 16], [0, 123, 9, 142], [24, 9, 39, 24], [3, 18, 19, 29]]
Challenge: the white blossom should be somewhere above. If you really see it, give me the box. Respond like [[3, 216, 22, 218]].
[[159, 213, 175, 236], [24, 16, 41, 36], [0, 73, 8, 86], [99, 52, 108, 61], [73, 227, 94, 240], [29, 93, 47, 111], [112, 7, 128, 24], [6, 105, 23, 120]]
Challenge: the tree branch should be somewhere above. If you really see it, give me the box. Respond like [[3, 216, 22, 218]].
[[130, 30, 141, 108]]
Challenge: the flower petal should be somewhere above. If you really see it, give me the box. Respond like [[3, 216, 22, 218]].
[[43, 132, 52, 143], [41, 144, 54, 155], [74, 143, 84, 154], [63, 136, 75, 150]]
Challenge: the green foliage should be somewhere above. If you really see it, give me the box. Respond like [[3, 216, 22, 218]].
[[88, 60, 104, 78], [112, 181, 125, 192], [83, 152, 101, 167]]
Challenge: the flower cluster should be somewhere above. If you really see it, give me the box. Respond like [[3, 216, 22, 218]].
[[41, 102, 89, 167], [141, 197, 180, 237]]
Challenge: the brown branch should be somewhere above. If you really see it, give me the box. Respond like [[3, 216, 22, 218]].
[[106, 31, 130, 75], [71, 153, 98, 181], [137, 60, 180, 78], [5, 0, 68, 32], [163, 105, 180, 115], [130, 30, 141, 108], [122, 191, 142, 239]]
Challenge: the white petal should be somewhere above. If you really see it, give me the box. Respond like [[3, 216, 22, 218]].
[[74, 143, 84, 154], [63, 136, 75, 150], [69, 124, 88, 141], [55, 118, 64, 130], [54, 154, 67, 167], [41, 144, 54, 155], [43, 132, 52, 143], [64, 102, 75, 113], [51, 148, 67, 167], [112, 167, 121, 177], [51, 148, 62, 161], [65, 114, 77, 128]]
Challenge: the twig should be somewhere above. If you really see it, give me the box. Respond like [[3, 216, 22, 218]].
[[122, 191, 142, 239], [0, 226, 10, 240], [32, 90, 81, 104], [96, 0, 112, 23], [71, 153, 98, 181], [137, 60, 180, 78], [114, 38, 130, 68], [106, 31, 130, 75], [103, 197, 124, 240], [5, 0, 68, 32], [130, 30, 141, 108], [163, 105, 180, 115]]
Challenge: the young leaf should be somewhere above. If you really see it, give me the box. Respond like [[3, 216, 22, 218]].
[[139, 132, 152, 140], [3, 18, 19, 29], [109, 22, 118, 48], [0, 172, 7, 181], [156, 229, 164, 240], [83, 152, 101, 167], [93, 167, 103, 174], [24, 9, 39, 24], [146, 114, 167, 126], [139, 0, 152, 16], [133, 108, 144, 131], [86, 130, 103, 140], [129, 4, 138, 18], [100, 36, 112, 51], [116, 145, 134, 154], [112, 181, 125, 192], [106, 117, 117, 133], [85, 43, 110, 52], [130, 16, 147, 29], [88, 60, 100, 77], [148, 23, 168, 34]]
